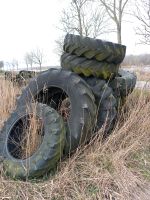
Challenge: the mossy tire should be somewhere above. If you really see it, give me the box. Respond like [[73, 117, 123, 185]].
[[61, 53, 119, 79], [16, 69, 97, 154], [0, 103, 66, 179], [81, 76, 117, 134], [64, 34, 126, 64], [108, 69, 137, 98]]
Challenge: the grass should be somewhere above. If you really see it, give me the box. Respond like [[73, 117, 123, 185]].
[[0, 77, 21, 128], [121, 65, 150, 81], [9, 104, 44, 160], [135, 70, 150, 82], [0, 77, 150, 199], [21, 108, 44, 159]]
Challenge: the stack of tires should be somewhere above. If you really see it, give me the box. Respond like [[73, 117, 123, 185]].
[[0, 34, 136, 180], [61, 34, 137, 132]]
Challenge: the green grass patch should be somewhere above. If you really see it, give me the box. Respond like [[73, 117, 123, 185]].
[[127, 147, 150, 181]]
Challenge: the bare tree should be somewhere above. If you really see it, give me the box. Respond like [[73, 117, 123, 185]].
[[24, 53, 33, 70], [24, 49, 44, 71], [31, 48, 43, 71], [55, 36, 65, 57], [56, 0, 110, 55], [99, 0, 129, 44], [60, 0, 109, 37], [134, 0, 150, 45]]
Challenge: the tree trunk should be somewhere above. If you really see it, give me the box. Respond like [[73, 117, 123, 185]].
[[117, 24, 122, 44], [78, 10, 83, 36], [39, 63, 42, 72]]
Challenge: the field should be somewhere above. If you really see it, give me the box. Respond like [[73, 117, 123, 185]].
[[122, 65, 150, 82], [0, 78, 150, 200]]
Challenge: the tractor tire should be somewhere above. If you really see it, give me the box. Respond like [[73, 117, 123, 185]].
[[16, 69, 97, 154], [80, 76, 117, 134], [0, 103, 66, 179], [63, 34, 126, 64], [108, 69, 137, 99], [61, 53, 119, 79]]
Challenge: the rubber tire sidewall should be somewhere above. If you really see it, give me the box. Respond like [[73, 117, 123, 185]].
[[0, 103, 66, 179], [17, 69, 97, 154]]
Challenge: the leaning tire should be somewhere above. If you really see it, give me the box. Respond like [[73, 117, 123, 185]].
[[0, 103, 66, 179], [108, 69, 137, 99], [16, 69, 97, 153], [61, 53, 119, 79], [80, 76, 117, 134], [64, 34, 126, 64]]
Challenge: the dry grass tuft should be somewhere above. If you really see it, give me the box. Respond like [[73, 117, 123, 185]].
[[0, 78, 43, 160], [136, 70, 150, 81], [0, 77, 21, 128], [0, 78, 150, 199], [10, 104, 44, 160], [22, 106, 44, 159]]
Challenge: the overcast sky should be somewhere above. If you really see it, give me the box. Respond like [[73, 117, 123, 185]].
[[0, 0, 150, 68]]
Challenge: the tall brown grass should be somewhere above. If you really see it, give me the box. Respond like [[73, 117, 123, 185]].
[[14, 104, 44, 160], [0, 78, 21, 128], [0, 78, 43, 160], [135, 70, 150, 82], [0, 77, 150, 200], [22, 106, 44, 159]]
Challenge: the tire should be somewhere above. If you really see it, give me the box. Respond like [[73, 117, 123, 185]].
[[0, 103, 66, 179], [63, 34, 126, 64], [16, 69, 97, 154], [18, 70, 37, 79], [4, 71, 13, 81], [61, 53, 119, 79], [80, 76, 117, 134], [108, 69, 137, 98]]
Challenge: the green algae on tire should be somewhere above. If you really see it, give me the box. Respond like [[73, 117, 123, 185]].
[[0, 103, 66, 179], [61, 53, 119, 79], [108, 69, 137, 98], [63, 34, 126, 64], [16, 69, 97, 154], [80, 76, 117, 135]]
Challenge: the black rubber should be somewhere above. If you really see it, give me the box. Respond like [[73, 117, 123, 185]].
[[80, 76, 117, 134], [4, 71, 13, 81], [61, 53, 119, 79], [63, 34, 126, 64], [18, 70, 37, 78], [16, 69, 97, 154], [108, 69, 137, 99], [0, 103, 66, 179]]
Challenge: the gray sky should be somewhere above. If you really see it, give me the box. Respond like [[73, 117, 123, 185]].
[[0, 0, 150, 67]]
